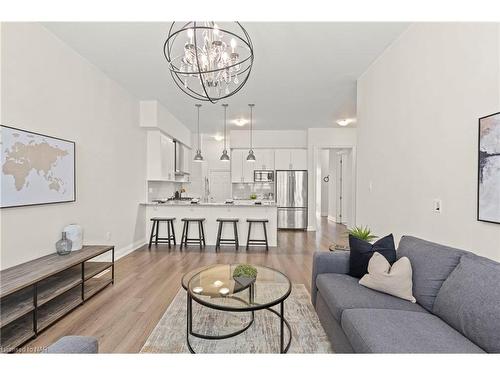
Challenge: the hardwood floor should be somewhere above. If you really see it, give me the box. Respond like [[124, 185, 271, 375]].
[[21, 218, 347, 353]]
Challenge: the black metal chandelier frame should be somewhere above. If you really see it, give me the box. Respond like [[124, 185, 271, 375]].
[[163, 21, 254, 103]]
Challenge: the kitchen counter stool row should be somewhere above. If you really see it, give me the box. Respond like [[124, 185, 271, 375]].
[[148, 217, 269, 251]]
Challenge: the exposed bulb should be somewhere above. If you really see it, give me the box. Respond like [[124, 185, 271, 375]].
[[187, 28, 194, 42], [234, 75, 239, 85], [230, 38, 237, 52]]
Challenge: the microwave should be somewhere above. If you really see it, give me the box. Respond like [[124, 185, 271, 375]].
[[254, 170, 274, 182]]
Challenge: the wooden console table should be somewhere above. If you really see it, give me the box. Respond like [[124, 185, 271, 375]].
[[0, 245, 114, 353]]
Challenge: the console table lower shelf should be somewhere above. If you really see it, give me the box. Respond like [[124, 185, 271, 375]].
[[0, 245, 114, 353]]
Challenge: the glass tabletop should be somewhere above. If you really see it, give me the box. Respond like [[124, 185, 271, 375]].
[[186, 264, 291, 311]]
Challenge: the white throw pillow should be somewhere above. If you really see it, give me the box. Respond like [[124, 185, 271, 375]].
[[359, 252, 416, 303]]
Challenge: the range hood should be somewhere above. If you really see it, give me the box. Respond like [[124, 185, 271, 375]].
[[174, 140, 190, 175]]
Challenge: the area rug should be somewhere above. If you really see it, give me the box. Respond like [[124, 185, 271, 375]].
[[140, 283, 333, 353]]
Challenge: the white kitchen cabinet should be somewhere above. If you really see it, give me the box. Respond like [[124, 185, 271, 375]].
[[253, 149, 275, 170], [231, 149, 255, 183], [147, 130, 176, 181], [231, 149, 245, 183], [275, 148, 307, 170], [290, 148, 307, 170], [243, 158, 254, 182], [161, 134, 175, 180]]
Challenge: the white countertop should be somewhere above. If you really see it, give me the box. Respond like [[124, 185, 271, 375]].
[[140, 201, 277, 207]]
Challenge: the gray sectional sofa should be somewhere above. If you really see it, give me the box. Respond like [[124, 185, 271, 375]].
[[312, 236, 500, 353]]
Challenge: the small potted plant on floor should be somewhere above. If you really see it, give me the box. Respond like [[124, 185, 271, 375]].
[[233, 264, 258, 288], [329, 225, 377, 251]]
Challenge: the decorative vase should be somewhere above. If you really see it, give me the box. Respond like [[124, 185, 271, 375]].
[[233, 276, 256, 289], [63, 224, 83, 251], [56, 232, 73, 255]]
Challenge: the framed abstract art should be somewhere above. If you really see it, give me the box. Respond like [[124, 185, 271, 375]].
[[478, 112, 500, 224]]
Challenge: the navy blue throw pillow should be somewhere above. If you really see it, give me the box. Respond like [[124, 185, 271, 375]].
[[348, 234, 396, 278]]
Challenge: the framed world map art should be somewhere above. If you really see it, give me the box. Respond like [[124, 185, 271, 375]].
[[478, 112, 500, 224], [1, 125, 75, 208]]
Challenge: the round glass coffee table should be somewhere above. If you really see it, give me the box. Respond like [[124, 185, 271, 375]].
[[181, 264, 292, 353]]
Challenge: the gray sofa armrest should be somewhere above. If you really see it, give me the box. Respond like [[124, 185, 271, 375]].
[[44, 336, 98, 353], [311, 251, 350, 306]]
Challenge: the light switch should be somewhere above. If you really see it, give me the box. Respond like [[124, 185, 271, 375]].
[[433, 199, 442, 214], [368, 181, 373, 192]]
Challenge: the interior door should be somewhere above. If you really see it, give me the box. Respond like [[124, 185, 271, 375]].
[[336, 153, 344, 223]]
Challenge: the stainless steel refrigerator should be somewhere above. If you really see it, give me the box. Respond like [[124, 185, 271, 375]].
[[276, 170, 308, 229]]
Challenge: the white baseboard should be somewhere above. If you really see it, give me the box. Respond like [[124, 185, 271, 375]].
[[114, 238, 147, 261], [307, 226, 316, 231], [327, 215, 337, 222]]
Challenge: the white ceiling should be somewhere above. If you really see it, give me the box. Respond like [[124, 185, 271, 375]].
[[43, 22, 408, 134]]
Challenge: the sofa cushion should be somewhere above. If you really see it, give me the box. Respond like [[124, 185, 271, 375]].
[[341, 309, 485, 353], [397, 236, 467, 311], [316, 273, 426, 322], [433, 254, 500, 353]]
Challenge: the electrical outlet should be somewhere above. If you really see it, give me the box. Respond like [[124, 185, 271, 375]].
[[433, 199, 442, 214], [148, 188, 153, 193], [105, 231, 112, 240], [368, 181, 373, 192]]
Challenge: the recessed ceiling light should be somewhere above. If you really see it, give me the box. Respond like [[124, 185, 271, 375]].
[[213, 134, 224, 141], [232, 118, 248, 127], [336, 118, 356, 127]]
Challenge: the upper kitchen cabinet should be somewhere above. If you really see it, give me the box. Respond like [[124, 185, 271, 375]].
[[231, 149, 245, 183], [147, 130, 175, 181], [253, 149, 275, 171], [275, 148, 307, 170]]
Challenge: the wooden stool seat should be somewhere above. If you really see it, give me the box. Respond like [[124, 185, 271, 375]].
[[151, 217, 176, 221], [246, 219, 269, 251], [149, 217, 176, 249], [180, 218, 206, 250], [215, 218, 240, 251]]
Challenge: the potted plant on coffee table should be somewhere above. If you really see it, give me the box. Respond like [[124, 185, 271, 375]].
[[233, 264, 258, 288]]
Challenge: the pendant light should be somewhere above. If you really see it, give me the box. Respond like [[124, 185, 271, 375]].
[[220, 104, 230, 161], [193, 104, 204, 162], [246, 104, 256, 162]]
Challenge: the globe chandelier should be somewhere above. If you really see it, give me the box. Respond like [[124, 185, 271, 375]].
[[163, 22, 254, 103]]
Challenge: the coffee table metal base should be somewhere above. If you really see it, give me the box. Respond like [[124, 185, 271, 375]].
[[186, 293, 292, 354]]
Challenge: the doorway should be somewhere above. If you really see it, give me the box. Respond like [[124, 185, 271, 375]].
[[316, 147, 354, 228]]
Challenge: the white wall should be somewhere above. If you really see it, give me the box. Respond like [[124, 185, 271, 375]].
[[357, 23, 500, 261], [1, 23, 147, 269], [229, 129, 307, 149], [140, 100, 191, 147]]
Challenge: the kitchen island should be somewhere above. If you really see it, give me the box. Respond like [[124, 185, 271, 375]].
[[141, 201, 278, 247]]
